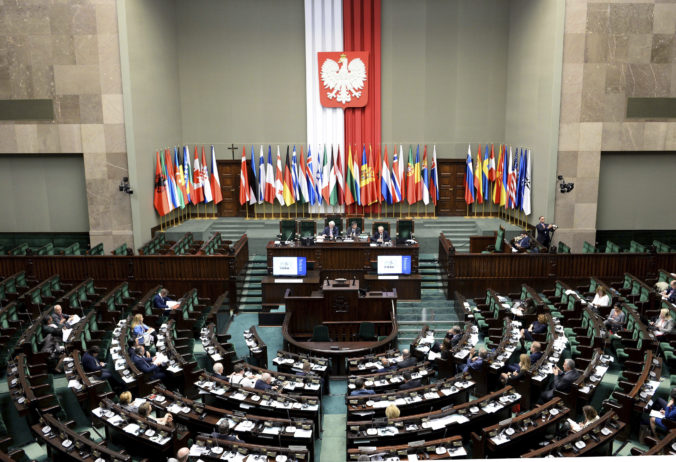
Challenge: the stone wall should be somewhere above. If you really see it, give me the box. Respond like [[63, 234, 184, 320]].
[[555, 0, 676, 251], [0, 0, 132, 251]]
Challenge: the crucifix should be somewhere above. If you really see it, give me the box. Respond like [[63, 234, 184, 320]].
[[227, 144, 238, 160]]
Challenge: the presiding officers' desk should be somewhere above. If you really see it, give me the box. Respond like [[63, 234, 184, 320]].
[[265, 239, 421, 303]]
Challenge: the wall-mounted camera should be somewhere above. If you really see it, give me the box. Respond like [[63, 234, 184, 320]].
[[557, 175, 574, 193], [119, 177, 133, 195]]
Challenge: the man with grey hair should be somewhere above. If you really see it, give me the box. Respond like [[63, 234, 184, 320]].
[[538, 358, 580, 403], [254, 372, 277, 391], [212, 362, 227, 380], [371, 225, 390, 243], [323, 220, 337, 239], [175, 447, 189, 462]]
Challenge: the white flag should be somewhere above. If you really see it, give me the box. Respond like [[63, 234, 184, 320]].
[[523, 150, 532, 216]]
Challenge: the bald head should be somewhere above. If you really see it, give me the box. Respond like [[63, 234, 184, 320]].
[[176, 447, 190, 462]]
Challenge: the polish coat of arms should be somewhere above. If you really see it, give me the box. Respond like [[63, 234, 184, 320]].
[[318, 51, 369, 108]]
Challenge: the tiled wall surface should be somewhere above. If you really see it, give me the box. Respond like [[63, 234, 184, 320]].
[[0, 0, 132, 251], [555, 0, 676, 251]]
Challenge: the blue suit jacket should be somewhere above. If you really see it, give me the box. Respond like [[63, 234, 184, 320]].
[[254, 379, 273, 391], [350, 388, 375, 396], [530, 351, 543, 364], [81, 352, 103, 373], [370, 230, 390, 243], [152, 294, 168, 309], [131, 352, 160, 374]]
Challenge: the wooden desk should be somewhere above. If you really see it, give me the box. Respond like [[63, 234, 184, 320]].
[[266, 240, 419, 278], [363, 273, 421, 300], [261, 270, 320, 309]]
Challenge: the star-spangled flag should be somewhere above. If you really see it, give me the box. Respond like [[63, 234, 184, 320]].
[[258, 145, 265, 203]]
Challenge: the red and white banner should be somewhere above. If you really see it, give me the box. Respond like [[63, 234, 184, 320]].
[[318, 51, 368, 108]]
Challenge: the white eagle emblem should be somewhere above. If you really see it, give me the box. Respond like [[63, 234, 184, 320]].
[[321, 54, 367, 104]]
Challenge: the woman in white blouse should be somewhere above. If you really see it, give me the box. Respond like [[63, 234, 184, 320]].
[[591, 287, 610, 308]]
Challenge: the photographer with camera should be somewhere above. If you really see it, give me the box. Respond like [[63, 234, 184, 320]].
[[536, 216, 557, 249]]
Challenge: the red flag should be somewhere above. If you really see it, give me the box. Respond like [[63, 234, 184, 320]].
[[374, 145, 381, 203], [153, 151, 170, 216], [239, 145, 249, 205], [210, 145, 223, 205], [192, 146, 204, 204]]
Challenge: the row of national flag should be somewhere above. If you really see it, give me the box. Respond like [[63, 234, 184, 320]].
[[239, 144, 440, 207], [154, 146, 222, 217], [464, 144, 531, 216]]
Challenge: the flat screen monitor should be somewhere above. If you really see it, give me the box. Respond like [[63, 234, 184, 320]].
[[272, 257, 307, 276], [377, 255, 412, 275]]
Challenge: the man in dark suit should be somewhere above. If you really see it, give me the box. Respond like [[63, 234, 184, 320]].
[[346, 221, 361, 238], [350, 378, 375, 396], [379, 358, 397, 372], [82, 345, 123, 388], [535, 216, 556, 248], [514, 233, 534, 252], [131, 345, 166, 381], [397, 349, 416, 369], [208, 422, 239, 442], [538, 359, 580, 403], [322, 221, 338, 239], [254, 372, 277, 391], [212, 362, 228, 381], [398, 371, 421, 390], [371, 225, 390, 244], [529, 341, 543, 364], [445, 326, 463, 347], [152, 288, 173, 311], [51, 304, 74, 327]]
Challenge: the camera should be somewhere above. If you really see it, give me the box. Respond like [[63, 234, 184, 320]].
[[119, 177, 134, 195], [557, 175, 574, 193]]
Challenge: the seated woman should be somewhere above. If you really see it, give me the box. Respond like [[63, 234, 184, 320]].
[[649, 388, 676, 435], [138, 402, 173, 426], [520, 314, 547, 342], [385, 404, 400, 422], [567, 405, 599, 432], [590, 286, 611, 309], [604, 305, 626, 333], [650, 309, 674, 337], [130, 313, 156, 346], [119, 391, 138, 412], [500, 354, 531, 385]]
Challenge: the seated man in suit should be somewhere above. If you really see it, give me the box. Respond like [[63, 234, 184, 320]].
[[51, 304, 75, 327], [131, 345, 166, 381], [228, 363, 258, 388], [82, 345, 124, 389], [513, 233, 534, 252], [461, 347, 487, 373], [397, 349, 416, 369], [207, 421, 240, 442], [254, 372, 277, 391], [152, 288, 175, 314], [212, 362, 228, 381], [538, 358, 581, 404], [506, 342, 542, 373], [371, 225, 390, 244], [322, 220, 339, 239], [346, 221, 361, 238], [350, 378, 375, 396], [42, 313, 62, 337], [379, 358, 398, 372], [398, 371, 421, 390], [445, 326, 463, 347]]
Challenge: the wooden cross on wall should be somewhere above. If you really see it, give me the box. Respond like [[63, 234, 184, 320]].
[[227, 144, 238, 160]]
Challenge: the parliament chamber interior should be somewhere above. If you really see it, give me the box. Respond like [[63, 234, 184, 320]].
[[1, 0, 675, 461]]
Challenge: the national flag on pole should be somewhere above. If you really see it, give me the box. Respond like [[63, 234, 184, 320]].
[[246, 146, 256, 205], [182, 146, 192, 205], [398, 145, 405, 202], [374, 145, 381, 203], [283, 146, 295, 206], [291, 146, 300, 201], [328, 146, 338, 205], [239, 144, 249, 205], [335, 145, 345, 205], [391, 145, 402, 203], [173, 147, 186, 208], [211, 145, 224, 205], [250, 145, 258, 202], [275, 145, 285, 205], [518, 148, 527, 210], [162, 151, 175, 213], [201, 146, 213, 203], [500, 145, 508, 207], [154, 151, 171, 216], [507, 147, 517, 209], [164, 149, 179, 210], [360, 145, 369, 205], [381, 145, 392, 205], [298, 147, 309, 204], [430, 145, 439, 206], [464, 145, 475, 205], [321, 145, 331, 204], [406, 145, 416, 204], [493, 144, 504, 205], [421, 145, 430, 205], [306, 146, 316, 205], [265, 146, 275, 203], [488, 144, 496, 182], [315, 146, 323, 205], [414, 145, 422, 202], [474, 145, 483, 204], [257, 146, 265, 203], [192, 146, 204, 204], [482, 144, 489, 203], [523, 149, 532, 216], [344, 145, 356, 206]]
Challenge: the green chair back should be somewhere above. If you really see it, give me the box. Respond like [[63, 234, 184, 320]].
[[299, 220, 316, 238], [557, 242, 571, 254], [279, 220, 297, 241], [372, 221, 390, 236], [582, 241, 597, 253], [358, 322, 376, 341], [396, 220, 414, 240], [311, 325, 330, 342]]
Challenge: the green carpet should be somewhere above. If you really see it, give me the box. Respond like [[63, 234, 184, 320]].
[[318, 414, 347, 462]]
